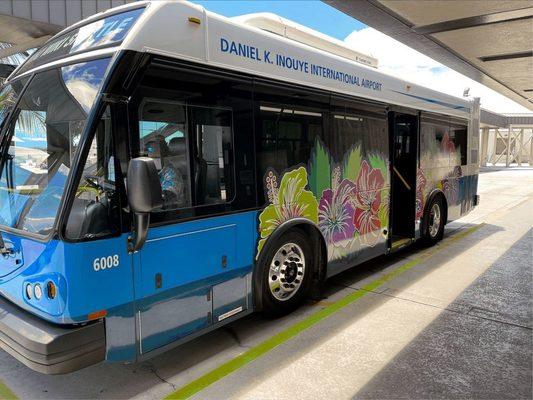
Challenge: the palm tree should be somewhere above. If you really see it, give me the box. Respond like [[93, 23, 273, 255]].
[[0, 42, 45, 135]]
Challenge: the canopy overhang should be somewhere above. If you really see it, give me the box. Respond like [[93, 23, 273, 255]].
[[326, 0, 533, 111]]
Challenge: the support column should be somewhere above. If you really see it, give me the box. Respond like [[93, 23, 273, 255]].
[[480, 127, 489, 166], [530, 129, 533, 166], [506, 125, 512, 167], [518, 128, 524, 166], [493, 129, 498, 165]]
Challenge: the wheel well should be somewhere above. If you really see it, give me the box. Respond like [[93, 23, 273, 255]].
[[292, 223, 328, 284], [253, 221, 327, 310], [435, 192, 448, 224], [424, 190, 448, 229]]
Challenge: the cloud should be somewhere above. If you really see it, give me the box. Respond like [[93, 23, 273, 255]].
[[344, 27, 530, 113], [64, 79, 99, 113]]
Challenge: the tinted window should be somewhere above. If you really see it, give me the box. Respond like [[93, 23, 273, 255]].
[[130, 64, 255, 223], [329, 97, 388, 161], [139, 100, 191, 209], [138, 101, 233, 210], [420, 116, 467, 167], [449, 121, 468, 165], [255, 83, 328, 177], [66, 106, 120, 240]]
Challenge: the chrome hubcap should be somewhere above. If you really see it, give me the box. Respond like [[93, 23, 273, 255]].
[[429, 203, 441, 237], [268, 242, 305, 301]]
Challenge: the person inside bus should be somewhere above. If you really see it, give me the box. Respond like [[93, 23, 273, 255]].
[[144, 136, 187, 209], [168, 136, 209, 205]]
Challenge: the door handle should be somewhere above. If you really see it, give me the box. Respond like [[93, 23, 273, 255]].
[[393, 166, 412, 191]]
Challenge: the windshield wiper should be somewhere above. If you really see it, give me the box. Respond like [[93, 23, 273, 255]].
[[0, 231, 13, 256]]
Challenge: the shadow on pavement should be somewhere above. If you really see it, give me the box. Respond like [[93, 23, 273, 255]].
[[352, 229, 532, 399]]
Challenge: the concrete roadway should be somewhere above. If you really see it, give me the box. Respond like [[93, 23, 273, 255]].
[[0, 167, 531, 399]]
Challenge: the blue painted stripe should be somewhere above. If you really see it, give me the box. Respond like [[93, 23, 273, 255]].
[[392, 90, 470, 112]]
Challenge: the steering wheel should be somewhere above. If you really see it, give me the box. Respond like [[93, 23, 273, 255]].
[[83, 175, 104, 191], [75, 175, 105, 198]]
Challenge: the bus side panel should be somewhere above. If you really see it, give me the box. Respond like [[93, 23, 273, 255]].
[[63, 235, 137, 362], [135, 211, 257, 354], [416, 115, 478, 231], [253, 89, 391, 278]]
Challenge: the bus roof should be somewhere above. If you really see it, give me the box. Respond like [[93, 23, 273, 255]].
[[10, 0, 473, 120]]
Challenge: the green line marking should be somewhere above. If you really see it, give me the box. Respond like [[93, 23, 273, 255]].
[[165, 224, 485, 400], [0, 379, 17, 400]]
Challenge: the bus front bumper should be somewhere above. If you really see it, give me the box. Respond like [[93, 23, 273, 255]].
[[0, 295, 105, 374]]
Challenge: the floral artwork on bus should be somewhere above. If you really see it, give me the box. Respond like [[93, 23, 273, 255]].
[[416, 126, 476, 224], [257, 138, 390, 261]]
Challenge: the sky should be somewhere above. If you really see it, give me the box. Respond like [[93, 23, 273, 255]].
[[194, 0, 529, 114]]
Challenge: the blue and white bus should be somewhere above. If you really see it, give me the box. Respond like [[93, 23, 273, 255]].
[[0, 1, 479, 374]]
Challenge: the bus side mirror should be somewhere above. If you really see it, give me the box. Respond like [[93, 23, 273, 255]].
[[126, 157, 163, 253]]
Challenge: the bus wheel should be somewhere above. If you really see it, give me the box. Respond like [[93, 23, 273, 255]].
[[422, 196, 445, 246], [260, 230, 314, 316]]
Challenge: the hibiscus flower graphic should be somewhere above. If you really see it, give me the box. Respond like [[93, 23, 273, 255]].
[[415, 168, 427, 220], [257, 167, 318, 257], [441, 131, 456, 153], [441, 166, 462, 205], [352, 160, 385, 246], [318, 167, 357, 248]]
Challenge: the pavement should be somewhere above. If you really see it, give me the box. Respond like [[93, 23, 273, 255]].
[[0, 166, 532, 400]]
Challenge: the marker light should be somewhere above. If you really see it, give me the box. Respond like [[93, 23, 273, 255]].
[[188, 16, 201, 25], [88, 310, 107, 321], [25, 284, 32, 299], [46, 281, 56, 299], [34, 284, 42, 300]]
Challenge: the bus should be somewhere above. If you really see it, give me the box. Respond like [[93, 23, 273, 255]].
[[0, 1, 479, 374]]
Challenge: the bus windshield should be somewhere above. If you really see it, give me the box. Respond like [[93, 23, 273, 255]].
[[0, 78, 28, 130], [0, 58, 110, 236]]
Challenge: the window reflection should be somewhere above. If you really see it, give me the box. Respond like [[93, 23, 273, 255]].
[[0, 58, 110, 235]]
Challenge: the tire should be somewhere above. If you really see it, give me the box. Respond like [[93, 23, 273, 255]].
[[421, 195, 445, 246], [259, 230, 315, 317]]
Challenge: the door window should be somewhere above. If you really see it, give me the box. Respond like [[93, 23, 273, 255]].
[[139, 100, 191, 209], [138, 100, 234, 212], [66, 106, 120, 239]]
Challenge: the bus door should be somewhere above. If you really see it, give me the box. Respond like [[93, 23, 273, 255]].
[[128, 94, 253, 355], [390, 112, 418, 247]]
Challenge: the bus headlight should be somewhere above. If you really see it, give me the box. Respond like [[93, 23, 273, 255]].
[[25, 283, 33, 299], [34, 283, 42, 300]]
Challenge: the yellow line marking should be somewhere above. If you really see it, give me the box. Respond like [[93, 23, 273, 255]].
[[164, 223, 485, 399], [0, 379, 17, 400]]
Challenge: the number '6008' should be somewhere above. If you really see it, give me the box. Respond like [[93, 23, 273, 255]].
[[93, 255, 120, 271]]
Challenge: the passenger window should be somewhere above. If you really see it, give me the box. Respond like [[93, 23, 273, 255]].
[[191, 105, 233, 204], [420, 116, 468, 167], [449, 123, 468, 165], [255, 84, 328, 175], [138, 100, 233, 211], [66, 107, 120, 239], [420, 118, 452, 168], [330, 97, 388, 161], [139, 101, 191, 209]]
